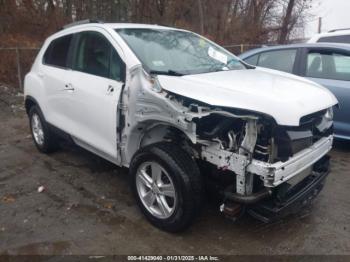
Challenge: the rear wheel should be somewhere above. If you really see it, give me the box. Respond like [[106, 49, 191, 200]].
[[29, 106, 59, 153], [130, 142, 202, 232]]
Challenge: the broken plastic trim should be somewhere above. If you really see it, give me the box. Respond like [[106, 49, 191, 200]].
[[224, 187, 272, 204]]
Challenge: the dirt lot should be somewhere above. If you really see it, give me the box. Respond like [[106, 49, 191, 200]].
[[0, 85, 349, 256]]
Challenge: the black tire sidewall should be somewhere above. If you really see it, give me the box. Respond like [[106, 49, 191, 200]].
[[29, 106, 53, 153], [130, 143, 201, 232]]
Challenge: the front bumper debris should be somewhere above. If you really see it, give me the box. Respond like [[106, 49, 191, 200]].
[[202, 135, 333, 189], [224, 187, 271, 204], [247, 155, 330, 222]]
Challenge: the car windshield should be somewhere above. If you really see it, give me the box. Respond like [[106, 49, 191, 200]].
[[116, 28, 246, 75]]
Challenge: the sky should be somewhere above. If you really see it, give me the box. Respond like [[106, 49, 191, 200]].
[[305, 0, 350, 37]]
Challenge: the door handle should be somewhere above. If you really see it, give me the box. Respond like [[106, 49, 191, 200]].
[[106, 85, 114, 95], [63, 83, 75, 92], [38, 72, 45, 78]]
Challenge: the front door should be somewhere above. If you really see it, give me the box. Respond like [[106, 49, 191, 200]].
[[67, 30, 126, 161]]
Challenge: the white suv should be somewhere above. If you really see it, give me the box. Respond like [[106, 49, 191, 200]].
[[25, 21, 338, 232], [308, 28, 350, 44]]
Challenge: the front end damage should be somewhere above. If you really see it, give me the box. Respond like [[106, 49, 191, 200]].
[[193, 101, 333, 222], [122, 69, 335, 222]]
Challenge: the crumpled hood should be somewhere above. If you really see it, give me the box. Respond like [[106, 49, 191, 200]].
[[157, 67, 338, 126]]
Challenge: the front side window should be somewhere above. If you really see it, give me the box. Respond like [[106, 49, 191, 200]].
[[73, 31, 124, 81], [257, 49, 297, 73], [306, 51, 350, 81], [110, 48, 124, 82], [116, 28, 246, 75], [43, 34, 73, 68]]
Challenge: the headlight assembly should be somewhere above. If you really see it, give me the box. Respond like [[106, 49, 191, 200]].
[[324, 107, 334, 121]]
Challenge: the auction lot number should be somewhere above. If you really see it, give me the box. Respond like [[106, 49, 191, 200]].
[[127, 256, 219, 261]]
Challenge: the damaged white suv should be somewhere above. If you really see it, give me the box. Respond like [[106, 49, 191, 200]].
[[24, 21, 338, 232]]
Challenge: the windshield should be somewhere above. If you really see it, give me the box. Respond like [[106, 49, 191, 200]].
[[116, 28, 246, 75]]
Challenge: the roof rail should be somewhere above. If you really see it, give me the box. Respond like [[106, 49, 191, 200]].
[[62, 19, 104, 29], [328, 28, 350, 33]]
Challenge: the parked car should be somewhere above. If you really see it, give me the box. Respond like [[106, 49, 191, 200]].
[[308, 28, 350, 44], [25, 21, 337, 232], [239, 43, 350, 140]]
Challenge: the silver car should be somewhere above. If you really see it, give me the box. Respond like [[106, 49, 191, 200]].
[[240, 43, 350, 140]]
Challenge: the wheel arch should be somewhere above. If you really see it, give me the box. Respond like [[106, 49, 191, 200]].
[[124, 121, 195, 166], [25, 95, 40, 115]]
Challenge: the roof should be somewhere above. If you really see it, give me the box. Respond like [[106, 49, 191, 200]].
[[239, 42, 350, 59], [50, 21, 183, 41], [328, 28, 350, 33], [105, 23, 175, 30], [61, 20, 177, 32]]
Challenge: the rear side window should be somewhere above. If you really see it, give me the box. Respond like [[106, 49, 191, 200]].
[[43, 34, 73, 68], [318, 35, 350, 44], [306, 51, 350, 81], [257, 49, 297, 73], [73, 31, 124, 81]]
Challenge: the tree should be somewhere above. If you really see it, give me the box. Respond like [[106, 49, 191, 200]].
[[279, 0, 296, 43], [0, 0, 314, 47]]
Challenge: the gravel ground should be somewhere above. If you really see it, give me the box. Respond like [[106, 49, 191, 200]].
[[0, 85, 349, 256]]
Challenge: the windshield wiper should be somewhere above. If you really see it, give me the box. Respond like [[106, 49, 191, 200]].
[[227, 58, 255, 69], [149, 70, 184, 76]]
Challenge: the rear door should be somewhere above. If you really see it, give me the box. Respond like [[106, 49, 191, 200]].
[[67, 30, 126, 161], [40, 33, 75, 129], [300, 47, 350, 139]]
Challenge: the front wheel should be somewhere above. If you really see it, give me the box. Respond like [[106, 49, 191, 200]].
[[129, 142, 202, 232]]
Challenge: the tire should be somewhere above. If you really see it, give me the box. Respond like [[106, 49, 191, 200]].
[[129, 142, 203, 232], [29, 105, 59, 153]]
